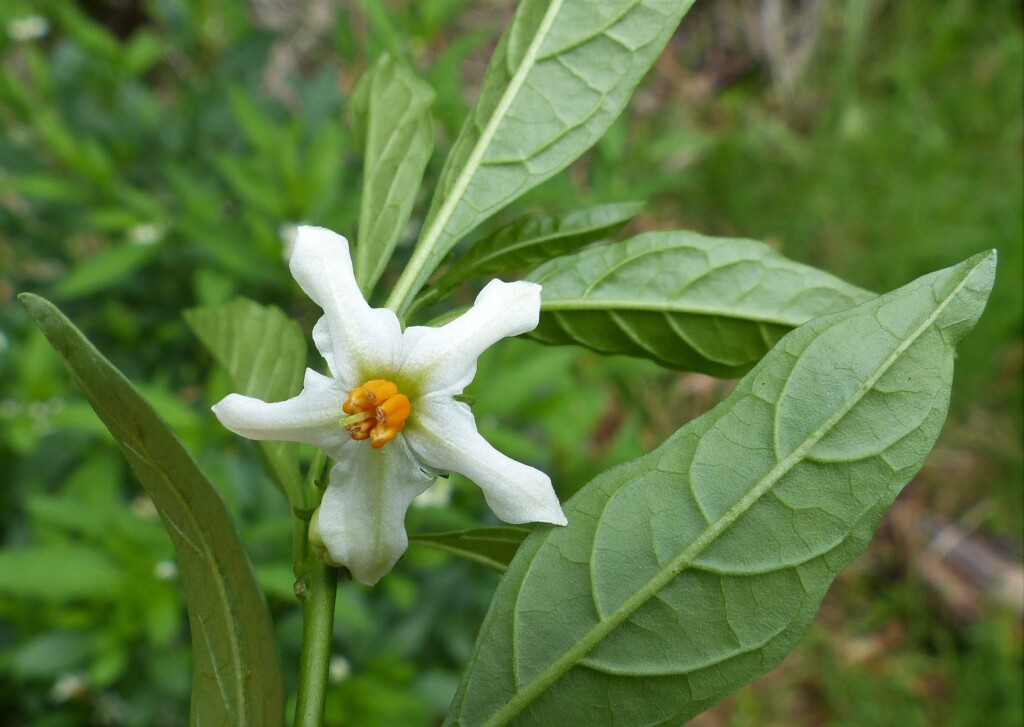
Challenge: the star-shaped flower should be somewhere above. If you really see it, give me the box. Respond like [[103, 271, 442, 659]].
[[213, 226, 567, 584]]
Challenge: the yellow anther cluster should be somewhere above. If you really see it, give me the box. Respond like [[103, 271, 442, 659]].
[[341, 379, 410, 449]]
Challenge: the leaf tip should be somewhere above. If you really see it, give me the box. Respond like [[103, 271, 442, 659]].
[[16, 291, 51, 325]]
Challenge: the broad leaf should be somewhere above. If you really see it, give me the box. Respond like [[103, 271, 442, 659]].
[[423, 202, 642, 305], [528, 231, 875, 377], [445, 252, 995, 726], [20, 293, 284, 727], [408, 526, 531, 573], [352, 54, 435, 295], [389, 0, 697, 312], [185, 297, 308, 507]]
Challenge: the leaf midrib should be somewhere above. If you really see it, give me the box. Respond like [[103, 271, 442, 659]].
[[430, 3, 562, 248], [459, 220, 625, 275], [37, 298, 253, 724], [540, 297, 829, 327], [478, 261, 976, 726], [100, 401, 248, 724], [387, 0, 565, 313]]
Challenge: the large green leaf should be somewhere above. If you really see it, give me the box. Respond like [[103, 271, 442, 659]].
[[528, 231, 875, 377], [20, 293, 284, 727], [408, 526, 532, 573], [185, 297, 308, 507], [422, 202, 643, 306], [388, 0, 697, 312], [351, 54, 435, 295], [445, 252, 995, 727]]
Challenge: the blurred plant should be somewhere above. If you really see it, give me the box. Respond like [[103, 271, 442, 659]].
[[0, 1, 1019, 726]]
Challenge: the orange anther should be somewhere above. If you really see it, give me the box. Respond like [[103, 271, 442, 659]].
[[346, 418, 374, 441], [346, 379, 398, 412], [341, 380, 410, 449], [376, 394, 411, 427]]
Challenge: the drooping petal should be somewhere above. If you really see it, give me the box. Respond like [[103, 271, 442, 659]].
[[212, 368, 350, 458], [316, 437, 434, 584], [406, 396, 567, 526], [289, 226, 403, 386], [399, 280, 541, 395]]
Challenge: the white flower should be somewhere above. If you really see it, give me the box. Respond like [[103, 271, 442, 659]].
[[7, 15, 49, 43], [213, 226, 566, 584]]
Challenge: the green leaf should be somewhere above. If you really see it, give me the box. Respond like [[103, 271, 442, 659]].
[[12, 632, 93, 679], [408, 526, 532, 573], [55, 243, 160, 300], [0, 545, 126, 601], [19, 293, 284, 727], [528, 231, 875, 377], [185, 297, 308, 507], [424, 201, 643, 305], [445, 252, 995, 727], [388, 0, 698, 312], [352, 54, 435, 295]]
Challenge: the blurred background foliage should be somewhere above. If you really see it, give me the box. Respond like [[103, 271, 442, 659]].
[[0, 0, 1020, 725]]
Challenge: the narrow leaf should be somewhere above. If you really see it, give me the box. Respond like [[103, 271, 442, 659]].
[[185, 297, 308, 507], [424, 202, 642, 304], [20, 293, 284, 727], [446, 252, 995, 727], [0, 546, 125, 601], [408, 526, 532, 573], [352, 54, 435, 295], [55, 243, 159, 300], [390, 0, 698, 311], [528, 231, 875, 377]]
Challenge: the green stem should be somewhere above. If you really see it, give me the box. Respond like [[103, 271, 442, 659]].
[[293, 450, 335, 727], [294, 559, 338, 727]]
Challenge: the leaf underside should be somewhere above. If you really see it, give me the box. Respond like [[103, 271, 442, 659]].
[[21, 294, 284, 727], [445, 251, 995, 727], [352, 54, 435, 296], [529, 231, 875, 377], [399, 0, 698, 311], [428, 201, 643, 302], [408, 526, 532, 573]]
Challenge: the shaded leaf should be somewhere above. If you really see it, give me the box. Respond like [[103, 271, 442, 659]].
[[20, 293, 284, 727], [408, 526, 532, 573], [446, 252, 995, 726], [185, 297, 307, 507], [0, 545, 125, 601], [352, 55, 435, 295], [528, 231, 875, 377], [55, 243, 159, 300], [424, 202, 643, 304], [390, 0, 697, 311]]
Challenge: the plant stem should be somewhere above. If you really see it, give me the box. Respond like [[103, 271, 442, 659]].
[[293, 450, 335, 727], [294, 558, 338, 727]]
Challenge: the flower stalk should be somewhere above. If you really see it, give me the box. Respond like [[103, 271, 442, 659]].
[[293, 558, 338, 727], [294, 450, 337, 727]]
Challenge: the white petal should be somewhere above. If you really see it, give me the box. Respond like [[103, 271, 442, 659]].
[[399, 280, 541, 395], [212, 368, 350, 458], [290, 226, 403, 385], [316, 438, 434, 584], [406, 397, 566, 526]]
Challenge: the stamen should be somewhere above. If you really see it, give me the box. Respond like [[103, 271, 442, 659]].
[[342, 379, 410, 449], [339, 409, 374, 427], [346, 379, 398, 411], [346, 419, 373, 441], [376, 395, 411, 427]]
